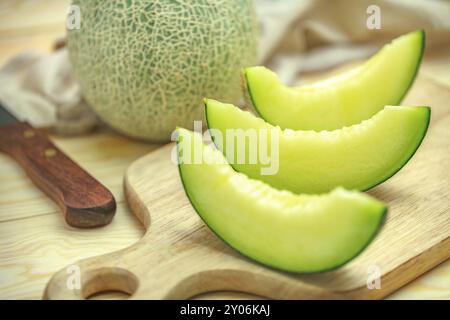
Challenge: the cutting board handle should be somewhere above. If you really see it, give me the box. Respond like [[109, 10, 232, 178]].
[[43, 240, 345, 300], [43, 239, 214, 299], [42, 242, 219, 299], [43, 248, 139, 299]]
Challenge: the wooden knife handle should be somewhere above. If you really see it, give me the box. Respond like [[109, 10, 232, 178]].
[[0, 122, 116, 228]]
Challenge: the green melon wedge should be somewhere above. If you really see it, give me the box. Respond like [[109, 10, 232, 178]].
[[244, 30, 425, 131], [177, 128, 387, 273], [205, 99, 430, 194]]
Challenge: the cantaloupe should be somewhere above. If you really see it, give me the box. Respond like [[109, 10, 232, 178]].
[[177, 128, 387, 273], [67, 0, 258, 142], [244, 31, 424, 131], [205, 99, 430, 194]]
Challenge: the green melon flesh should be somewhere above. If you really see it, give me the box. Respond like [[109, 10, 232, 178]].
[[244, 30, 425, 131], [177, 128, 387, 273], [68, 0, 258, 142], [205, 99, 430, 194]]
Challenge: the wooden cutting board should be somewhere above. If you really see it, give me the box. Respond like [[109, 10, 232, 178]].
[[44, 76, 450, 299]]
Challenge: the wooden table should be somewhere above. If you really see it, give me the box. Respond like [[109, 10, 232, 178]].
[[0, 0, 448, 300]]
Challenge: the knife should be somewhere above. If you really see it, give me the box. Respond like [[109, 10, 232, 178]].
[[0, 102, 116, 228]]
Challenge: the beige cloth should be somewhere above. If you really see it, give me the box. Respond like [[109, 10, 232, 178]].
[[257, 0, 450, 83], [0, 49, 97, 134], [0, 0, 449, 135]]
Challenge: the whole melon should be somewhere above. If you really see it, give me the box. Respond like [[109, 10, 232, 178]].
[[67, 0, 258, 142]]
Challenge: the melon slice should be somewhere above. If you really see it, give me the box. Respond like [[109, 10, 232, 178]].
[[177, 128, 387, 273], [244, 30, 425, 130], [205, 99, 430, 194]]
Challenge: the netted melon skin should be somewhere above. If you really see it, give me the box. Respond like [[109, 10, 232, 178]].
[[68, 0, 258, 142]]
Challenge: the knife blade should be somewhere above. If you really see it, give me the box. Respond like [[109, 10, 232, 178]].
[[0, 102, 116, 228]]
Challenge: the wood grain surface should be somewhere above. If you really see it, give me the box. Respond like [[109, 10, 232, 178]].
[[0, 0, 449, 300]]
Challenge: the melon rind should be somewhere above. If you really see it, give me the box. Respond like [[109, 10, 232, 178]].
[[205, 99, 430, 194], [177, 128, 387, 273], [244, 30, 425, 131], [68, 0, 258, 142]]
